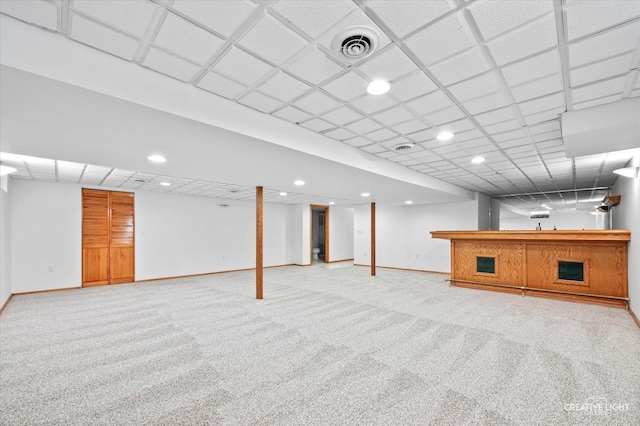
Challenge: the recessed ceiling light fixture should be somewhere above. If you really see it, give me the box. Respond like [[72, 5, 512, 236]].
[[294, 180, 305, 186], [613, 166, 639, 178], [366, 80, 390, 95], [147, 155, 166, 163], [405, 200, 413, 204], [471, 156, 486, 164], [436, 131, 454, 141], [329, 201, 335, 205], [361, 192, 370, 197], [0, 165, 17, 176], [280, 192, 287, 196], [160, 182, 170, 186]]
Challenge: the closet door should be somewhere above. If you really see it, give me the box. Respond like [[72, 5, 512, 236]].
[[109, 191, 135, 284], [82, 189, 110, 286], [82, 189, 135, 286]]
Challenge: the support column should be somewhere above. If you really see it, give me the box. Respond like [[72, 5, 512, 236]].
[[256, 186, 263, 299], [371, 202, 376, 276]]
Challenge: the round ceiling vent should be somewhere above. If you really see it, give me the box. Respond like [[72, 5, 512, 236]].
[[331, 26, 380, 61], [393, 142, 416, 152]]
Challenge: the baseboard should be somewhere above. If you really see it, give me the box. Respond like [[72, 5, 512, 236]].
[[0, 294, 13, 315], [13, 286, 82, 296], [324, 259, 354, 264], [630, 307, 640, 329], [135, 264, 295, 283], [354, 264, 450, 275]]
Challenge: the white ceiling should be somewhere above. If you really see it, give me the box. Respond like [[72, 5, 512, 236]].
[[1, 0, 639, 212]]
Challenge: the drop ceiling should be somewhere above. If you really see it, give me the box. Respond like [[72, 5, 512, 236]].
[[1, 0, 639, 212]]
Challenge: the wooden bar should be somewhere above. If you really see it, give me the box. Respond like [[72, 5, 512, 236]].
[[371, 202, 376, 276], [256, 186, 263, 300], [431, 230, 630, 307]]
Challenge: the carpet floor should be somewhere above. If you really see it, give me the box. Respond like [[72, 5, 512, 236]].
[[1, 264, 639, 425]]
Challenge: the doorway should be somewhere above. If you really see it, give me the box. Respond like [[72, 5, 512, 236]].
[[82, 189, 135, 286], [310, 205, 329, 263]]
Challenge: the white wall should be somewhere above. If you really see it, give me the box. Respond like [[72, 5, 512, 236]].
[[611, 163, 640, 314], [10, 180, 295, 292], [354, 197, 480, 273], [500, 209, 596, 230], [11, 179, 81, 293], [291, 204, 310, 265], [329, 207, 354, 261], [1, 175, 12, 307], [477, 193, 491, 230]]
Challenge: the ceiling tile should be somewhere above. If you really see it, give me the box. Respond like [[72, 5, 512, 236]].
[[321, 106, 363, 126], [0, 0, 58, 31], [300, 117, 334, 132], [469, 0, 554, 40], [448, 72, 501, 102], [143, 47, 200, 81], [451, 129, 484, 142], [72, 0, 157, 38], [518, 92, 564, 116], [360, 143, 387, 154], [511, 74, 563, 102], [371, 106, 415, 126], [323, 127, 356, 141], [500, 49, 560, 87], [475, 107, 517, 126], [392, 119, 428, 135], [154, 13, 225, 64], [344, 118, 383, 135], [405, 91, 453, 116], [70, 13, 140, 60], [238, 14, 306, 65], [423, 106, 466, 126], [566, 0, 640, 41], [212, 47, 273, 86], [427, 47, 490, 86], [257, 71, 311, 102], [238, 91, 282, 113], [493, 129, 526, 142], [364, 128, 398, 142], [172, 0, 256, 37], [463, 92, 511, 115], [523, 107, 564, 125], [271, 0, 357, 39], [197, 71, 247, 99], [405, 12, 475, 66], [272, 106, 313, 123], [487, 15, 557, 66], [529, 120, 560, 135], [293, 91, 342, 115], [343, 136, 373, 147], [568, 21, 640, 68], [351, 94, 397, 114], [286, 47, 344, 85], [367, 0, 453, 38], [321, 72, 369, 102], [390, 72, 438, 102], [484, 120, 522, 134], [571, 76, 626, 103], [573, 94, 622, 111], [358, 46, 418, 81], [570, 53, 633, 87]]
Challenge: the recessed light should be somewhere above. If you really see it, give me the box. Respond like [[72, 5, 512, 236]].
[[471, 156, 485, 164], [436, 131, 454, 141], [147, 155, 166, 163], [294, 180, 305, 186], [405, 200, 413, 204], [160, 182, 170, 187], [280, 192, 287, 196], [0, 165, 17, 176], [366, 80, 390, 95], [329, 201, 335, 205], [361, 192, 370, 197]]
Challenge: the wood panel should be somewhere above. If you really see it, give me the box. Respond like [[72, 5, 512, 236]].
[[452, 241, 525, 286], [432, 230, 630, 242], [256, 186, 263, 300], [109, 191, 134, 283], [82, 189, 110, 285], [371, 202, 376, 276]]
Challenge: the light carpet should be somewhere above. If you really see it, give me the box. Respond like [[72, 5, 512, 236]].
[[1, 264, 639, 425]]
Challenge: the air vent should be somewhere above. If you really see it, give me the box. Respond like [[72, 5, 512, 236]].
[[331, 26, 380, 61], [393, 142, 415, 152]]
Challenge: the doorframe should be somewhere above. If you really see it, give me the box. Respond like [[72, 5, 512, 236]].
[[310, 204, 329, 263]]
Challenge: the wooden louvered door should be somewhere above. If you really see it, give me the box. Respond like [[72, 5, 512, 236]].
[[82, 189, 134, 286]]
